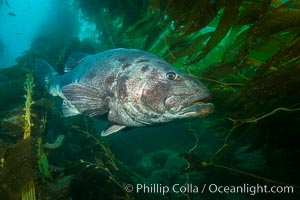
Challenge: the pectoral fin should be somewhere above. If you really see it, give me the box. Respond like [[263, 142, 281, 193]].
[[62, 83, 109, 117], [101, 125, 126, 136], [62, 100, 81, 117]]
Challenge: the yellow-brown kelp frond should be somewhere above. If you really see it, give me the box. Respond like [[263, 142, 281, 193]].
[[23, 73, 35, 139], [21, 72, 37, 200]]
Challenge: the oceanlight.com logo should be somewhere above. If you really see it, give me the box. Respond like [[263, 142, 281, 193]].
[[124, 183, 294, 196]]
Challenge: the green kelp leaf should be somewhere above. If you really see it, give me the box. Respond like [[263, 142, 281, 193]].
[[150, 0, 217, 36], [149, 0, 162, 12], [148, 28, 171, 57], [243, 64, 300, 106], [144, 26, 164, 50], [121, 0, 149, 28], [234, 0, 273, 71], [222, 26, 250, 63], [202, 61, 239, 79], [237, 2, 264, 25], [253, 33, 300, 79], [120, 16, 161, 49], [160, 36, 198, 63], [256, 8, 300, 36], [165, 32, 212, 62], [184, 32, 212, 62], [180, 0, 217, 36], [260, 0, 273, 14], [187, 0, 241, 65]]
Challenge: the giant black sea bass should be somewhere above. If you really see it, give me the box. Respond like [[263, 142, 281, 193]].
[[35, 49, 214, 136]]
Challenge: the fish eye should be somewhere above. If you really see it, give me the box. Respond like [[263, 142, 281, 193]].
[[166, 71, 177, 80]]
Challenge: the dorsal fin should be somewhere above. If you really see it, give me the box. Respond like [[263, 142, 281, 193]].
[[64, 52, 90, 73]]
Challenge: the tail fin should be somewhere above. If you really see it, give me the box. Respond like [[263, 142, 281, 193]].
[[35, 58, 58, 92]]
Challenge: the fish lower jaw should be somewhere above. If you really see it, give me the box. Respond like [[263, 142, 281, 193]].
[[192, 101, 205, 105], [177, 103, 214, 118]]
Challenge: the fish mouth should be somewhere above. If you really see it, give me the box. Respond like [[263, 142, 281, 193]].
[[178, 96, 214, 118]]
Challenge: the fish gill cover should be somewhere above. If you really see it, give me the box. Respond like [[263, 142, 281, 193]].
[[0, 0, 300, 199]]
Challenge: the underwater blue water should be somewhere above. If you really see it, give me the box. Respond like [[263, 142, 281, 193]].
[[0, 0, 51, 67], [0, 0, 80, 68]]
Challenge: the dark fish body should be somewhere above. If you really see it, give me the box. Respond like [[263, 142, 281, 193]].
[[5, 0, 11, 8], [8, 12, 16, 16], [36, 48, 214, 136]]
